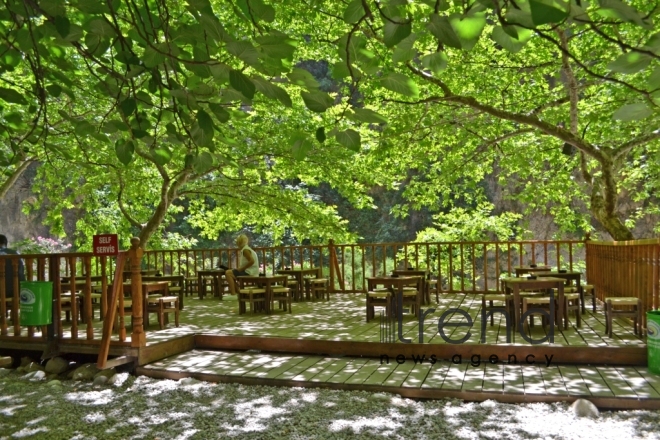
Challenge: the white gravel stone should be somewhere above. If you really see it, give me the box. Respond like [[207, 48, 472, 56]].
[[0, 374, 657, 439], [572, 399, 600, 418]]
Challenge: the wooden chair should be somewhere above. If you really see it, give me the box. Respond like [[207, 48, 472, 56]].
[[184, 277, 198, 297], [199, 276, 215, 299], [564, 293, 581, 328], [428, 278, 439, 302], [286, 277, 301, 301], [604, 297, 641, 337], [582, 284, 596, 313], [237, 279, 267, 314], [522, 296, 557, 330], [147, 296, 180, 329], [481, 293, 513, 326], [271, 280, 292, 313], [366, 288, 392, 322], [307, 278, 329, 301]]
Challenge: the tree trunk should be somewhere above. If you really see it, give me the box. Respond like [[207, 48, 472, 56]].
[[0, 160, 32, 201], [589, 179, 634, 241]]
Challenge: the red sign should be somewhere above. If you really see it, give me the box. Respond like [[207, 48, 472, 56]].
[[93, 234, 119, 256]]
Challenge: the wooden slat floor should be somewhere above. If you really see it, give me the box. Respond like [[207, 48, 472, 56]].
[[3, 293, 646, 347], [138, 348, 660, 408]]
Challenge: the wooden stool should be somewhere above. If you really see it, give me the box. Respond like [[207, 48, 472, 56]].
[[604, 297, 641, 337], [308, 278, 329, 301], [238, 287, 267, 314], [366, 290, 392, 322], [271, 287, 292, 313], [401, 287, 420, 317], [147, 296, 180, 329], [482, 294, 513, 326], [199, 276, 215, 299]]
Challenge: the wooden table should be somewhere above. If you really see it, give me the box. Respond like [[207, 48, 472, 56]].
[[513, 265, 552, 277], [122, 281, 169, 330], [197, 269, 226, 300], [142, 275, 185, 310], [393, 269, 430, 304], [535, 271, 586, 313], [277, 268, 321, 300], [502, 277, 566, 330], [236, 275, 288, 314], [366, 276, 423, 317], [122, 269, 160, 282]]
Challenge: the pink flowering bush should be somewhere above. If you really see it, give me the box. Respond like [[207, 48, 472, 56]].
[[14, 236, 73, 254]]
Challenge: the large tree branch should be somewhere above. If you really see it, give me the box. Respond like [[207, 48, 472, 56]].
[[613, 130, 660, 163], [0, 160, 32, 201]]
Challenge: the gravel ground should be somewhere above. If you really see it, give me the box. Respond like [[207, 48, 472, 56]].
[[1, 368, 660, 440]]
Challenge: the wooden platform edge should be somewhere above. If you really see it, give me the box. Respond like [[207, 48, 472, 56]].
[[135, 366, 660, 410], [194, 335, 648, 366], [137, 335, 196, 366]]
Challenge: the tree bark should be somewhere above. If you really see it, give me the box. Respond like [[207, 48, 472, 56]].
[[0, 160, 32, 201]]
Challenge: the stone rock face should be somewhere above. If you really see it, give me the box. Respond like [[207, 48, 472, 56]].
[[0, 356, 12, 368], [0, 368, 11, 377], [45, 357, 69, 374], [71, 363, 100, 381], [20, 357, 34, 368], [571, 399, 599, 418], [28, 370, 46, 382]]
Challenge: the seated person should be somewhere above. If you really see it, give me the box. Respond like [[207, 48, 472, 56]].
[[0, 234, 25, 299], [225, 234, 259, 295]]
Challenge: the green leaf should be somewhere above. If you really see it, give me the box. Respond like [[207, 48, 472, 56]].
[[598, 0, 652, 29], [491, 26, 526, 53], [46, 84, 62, 98], [193, 152, 214, 174], [198, 14, 227, 42], [392, 33, 417, 63], [152, 147, 172, 166], [648, 67, 660, 91], [191, 121, 214, 147], [120, 98, 136, 116], [208, 103, 230, 123], [349, 108, 388, 124], [292, 135, 313, 160], [335, 129, 361, 152], [421, 52, 448, 75], [380, 72, 419, 98], [74, 120, 96, 137], [115, 139, 134, 165], [54, 16, 71, 38], [612, 103, 653, 121], [170, 89, 198, 109], [529, 0, 568, 26], [427, 14, 462, 49], [343, 0, 365, 24], [256, 35, 297, 59], [229, 70, 256, 99], [315, 127, 326, 143], [197, 109, 214, 135], [287, 68, 320, 90], [142, 46, 166, 68], [0, 87, 28, 104], [252, 77, 292, 107], [301, 91, 334, 113], [450, 13, 486, 50], [87, 18, 115, 38], [226, 41, 260, 66], [75, 0, 110, 14], [384, 19, 411, 48], [607, 52, 651, 74], [331, 61, 352, 80], [102, 120, 129, 133]]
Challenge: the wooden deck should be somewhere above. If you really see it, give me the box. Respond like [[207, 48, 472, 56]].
[[39, 292, 645, 346], [137, 348, 660, 409]]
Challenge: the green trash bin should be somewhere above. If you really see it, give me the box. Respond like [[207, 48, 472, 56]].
[[19, 281, 53, 326], [647, 311, 660, 375]]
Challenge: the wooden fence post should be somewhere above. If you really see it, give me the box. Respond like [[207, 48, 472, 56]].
[[129, 237, 145, 347], [328, 239, 335, 293]]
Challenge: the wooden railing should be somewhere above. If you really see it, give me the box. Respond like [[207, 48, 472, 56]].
[[0, 240, 146, 354], [586, 238, 660, 328], [141, 239, 586, 294]]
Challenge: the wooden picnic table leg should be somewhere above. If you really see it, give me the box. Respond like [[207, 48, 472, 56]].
[[513, 285, 521, 332], [558, 284, 565, 330]]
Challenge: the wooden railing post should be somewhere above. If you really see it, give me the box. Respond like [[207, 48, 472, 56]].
[[328, 239, 335, 293], [129, 237, 145, 347]]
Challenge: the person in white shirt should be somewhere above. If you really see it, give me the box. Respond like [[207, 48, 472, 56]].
[[225, 234, 259, 295]]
